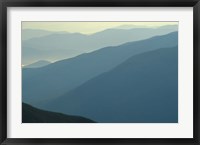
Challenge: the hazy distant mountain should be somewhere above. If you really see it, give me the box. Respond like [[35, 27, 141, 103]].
[[114, 25, 177, 30], [44, 46, 178, 123], [158, 25, 179, 31], [22, 103, 95, 123], [23, 32, 178, 108], [22, 25, 178, 65], [114, 24, 150, 29], [24, 60, 51, 68], [22, 29, 54, 40]]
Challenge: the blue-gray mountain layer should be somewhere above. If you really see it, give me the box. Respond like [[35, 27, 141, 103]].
[[23, 32, 178, 108], [44, 46, 178, 123]]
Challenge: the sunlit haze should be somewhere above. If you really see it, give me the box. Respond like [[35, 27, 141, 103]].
[[22, 22, 178, 34]]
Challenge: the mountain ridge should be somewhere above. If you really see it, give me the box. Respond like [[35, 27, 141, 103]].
[[23, 32, 178, 109], [22, 26, 178, 65], [24, 60, 51, 68], [44, 46, 178, 123], [22, 102, 96, 123]]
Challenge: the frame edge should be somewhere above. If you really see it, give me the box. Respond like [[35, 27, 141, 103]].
[[193, 1, 200, 143], [0, 0, 200, 145], [0, 1, 7, 145]]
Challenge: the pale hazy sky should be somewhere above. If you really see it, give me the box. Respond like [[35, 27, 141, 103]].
[[22, 22, 178, 34]]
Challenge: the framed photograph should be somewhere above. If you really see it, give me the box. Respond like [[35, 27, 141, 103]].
[[0, 0, 199, 144]]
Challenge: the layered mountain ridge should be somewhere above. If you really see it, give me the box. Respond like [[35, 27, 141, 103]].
[[22, 103, 95, 123], [43, 46, 178, 123], [23, 32, 178, 109], [22, 25, 177, 65]]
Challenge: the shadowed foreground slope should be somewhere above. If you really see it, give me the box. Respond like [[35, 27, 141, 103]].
[[22, 103, 95, 123]]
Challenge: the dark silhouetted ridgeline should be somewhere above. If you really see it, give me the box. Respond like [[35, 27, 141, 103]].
[[22, 103, 96, 123]]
